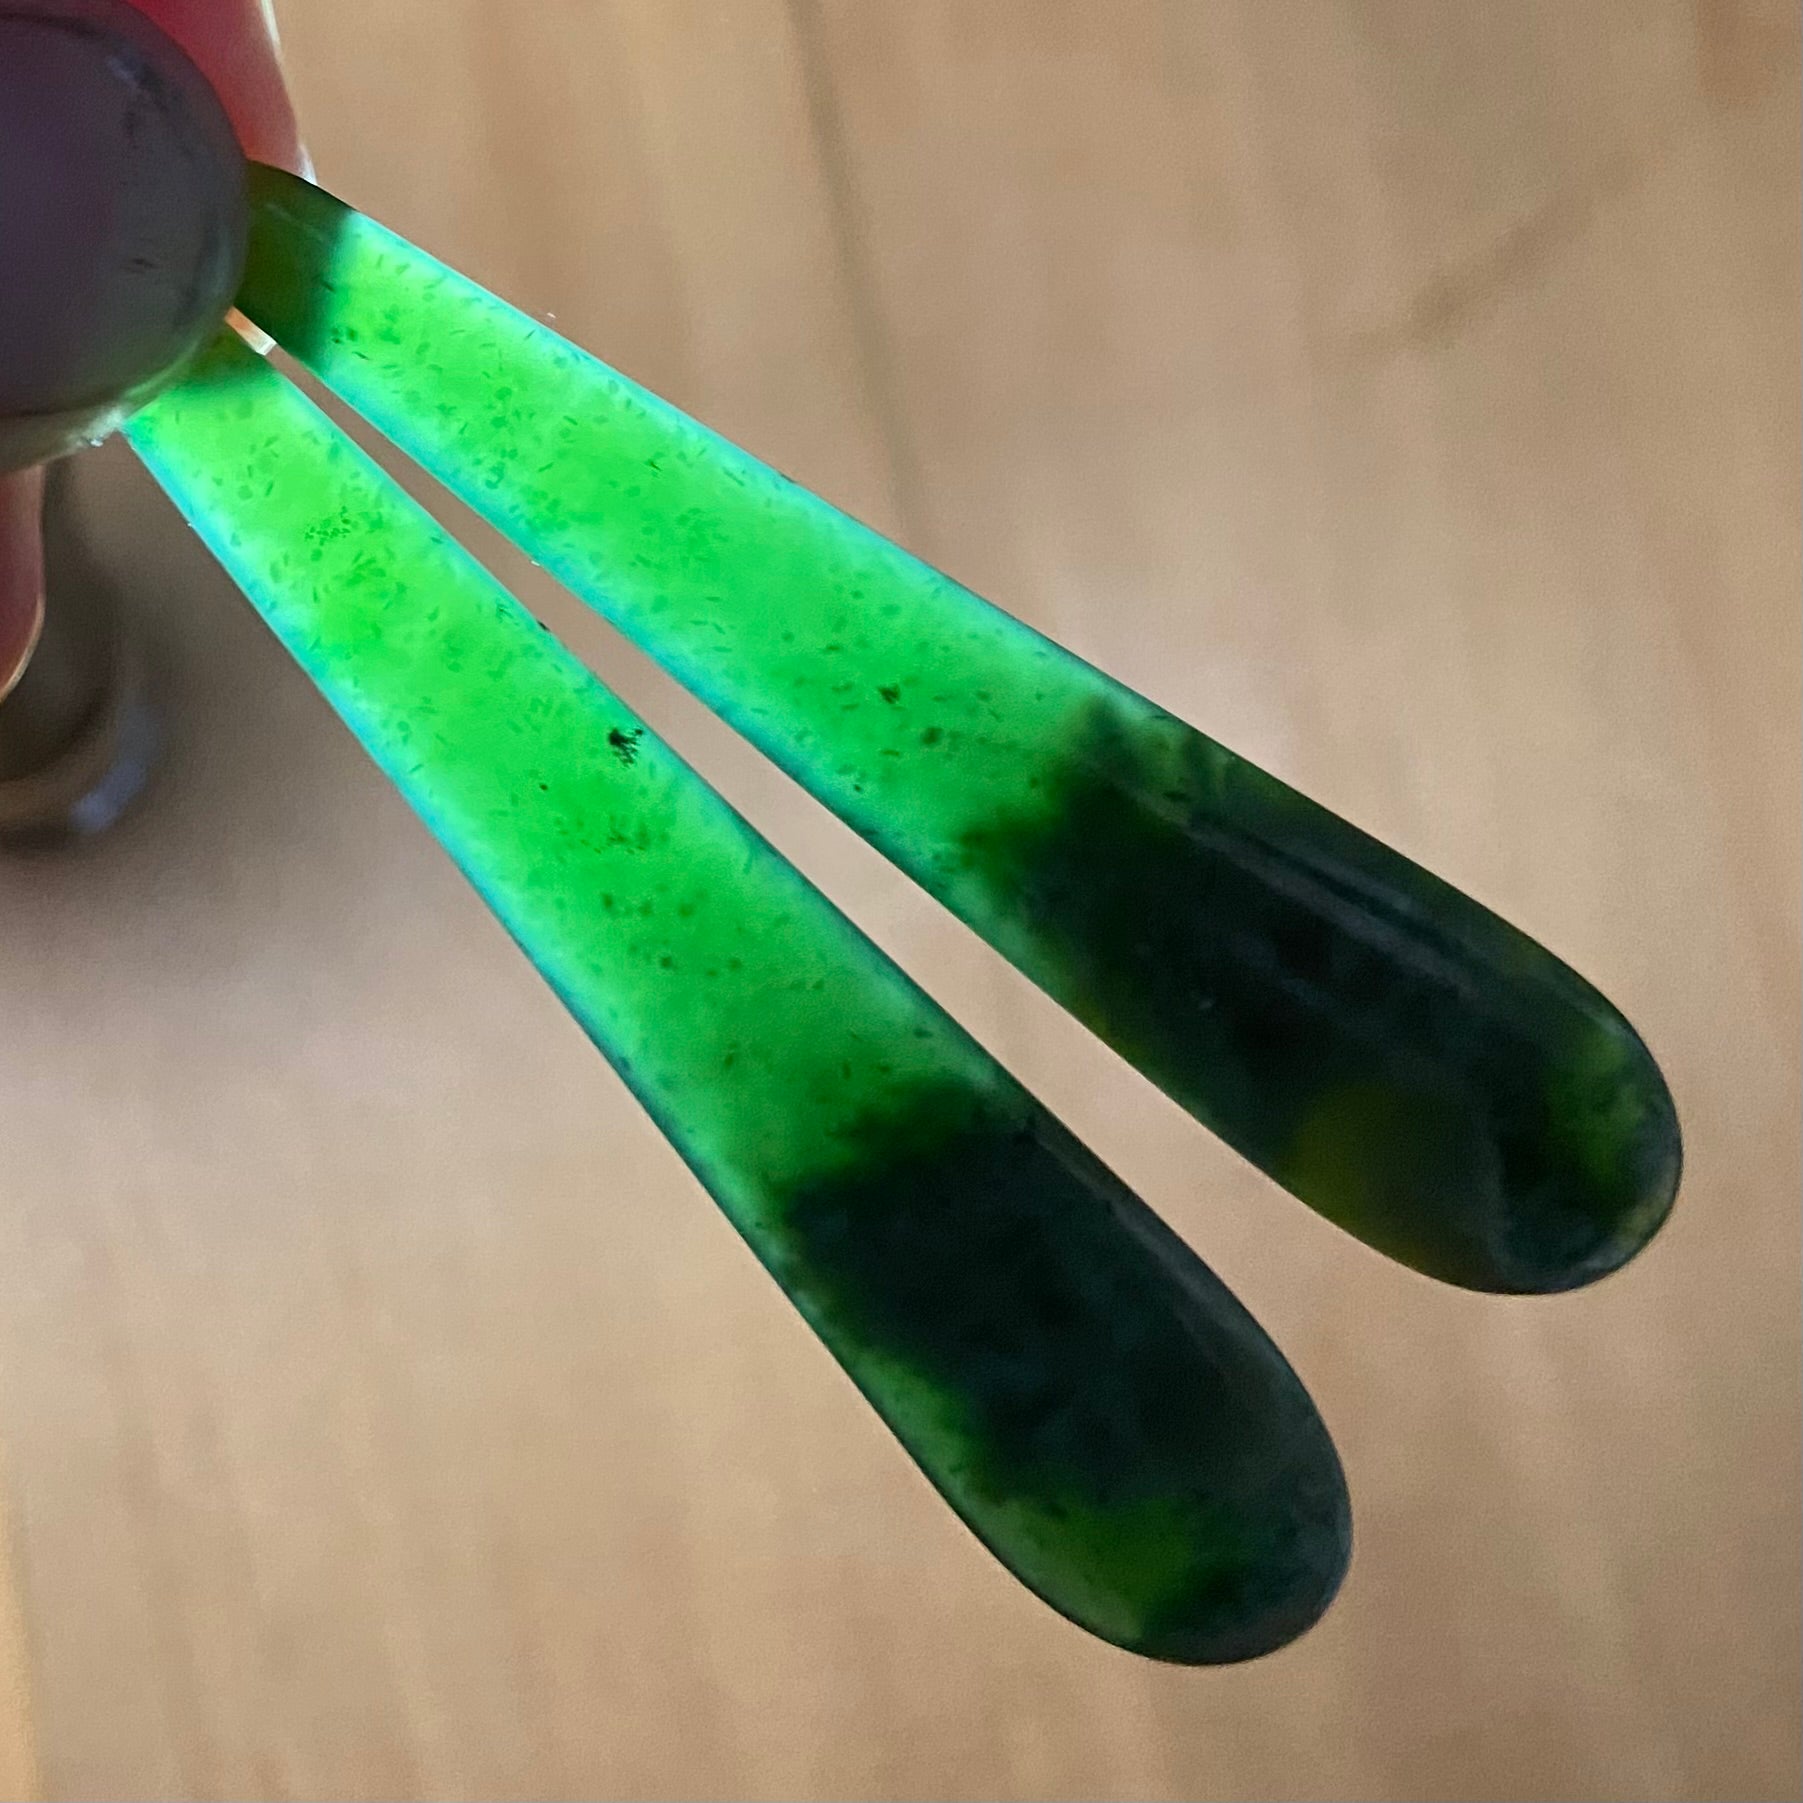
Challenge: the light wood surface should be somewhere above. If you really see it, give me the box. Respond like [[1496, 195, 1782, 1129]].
[[1, 2, 1797, 1796]]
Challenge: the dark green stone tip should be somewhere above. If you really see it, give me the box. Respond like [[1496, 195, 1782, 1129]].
[[775, 1088, 1351, 1664], [962, 702, 1683, 1295]]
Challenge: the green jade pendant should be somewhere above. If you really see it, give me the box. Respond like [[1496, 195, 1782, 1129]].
[[121, 156, 1685, 1663], [233, 166, 1681, 1294], [126, 334, 1350, 1665]]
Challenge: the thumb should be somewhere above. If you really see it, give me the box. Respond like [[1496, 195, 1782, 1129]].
[[0, 0, 304, 691], [122, 0, 305, 173], [0, 0, 248, 477]]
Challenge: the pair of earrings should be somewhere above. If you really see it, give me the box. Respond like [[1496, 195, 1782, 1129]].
[[127, 165, 1679, 1663]]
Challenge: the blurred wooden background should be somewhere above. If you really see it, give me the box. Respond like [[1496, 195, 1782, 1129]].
[[1, 1, 1798, 1796]]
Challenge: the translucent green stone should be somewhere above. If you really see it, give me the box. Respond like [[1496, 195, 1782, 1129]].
[[233, 166, 1680, 1293], [126, 333, 1350, 1663]]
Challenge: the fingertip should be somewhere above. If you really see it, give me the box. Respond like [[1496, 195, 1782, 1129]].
[[0, 0, 248, 457], [126, 0, 307, 172]]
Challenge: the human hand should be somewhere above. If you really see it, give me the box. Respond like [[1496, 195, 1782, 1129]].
[[0, 0, 302, 692]]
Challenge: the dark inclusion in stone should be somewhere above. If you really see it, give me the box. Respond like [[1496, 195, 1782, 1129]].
[[960, 703, 1681, 1293], [780, 1081, 1351, 1664]]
